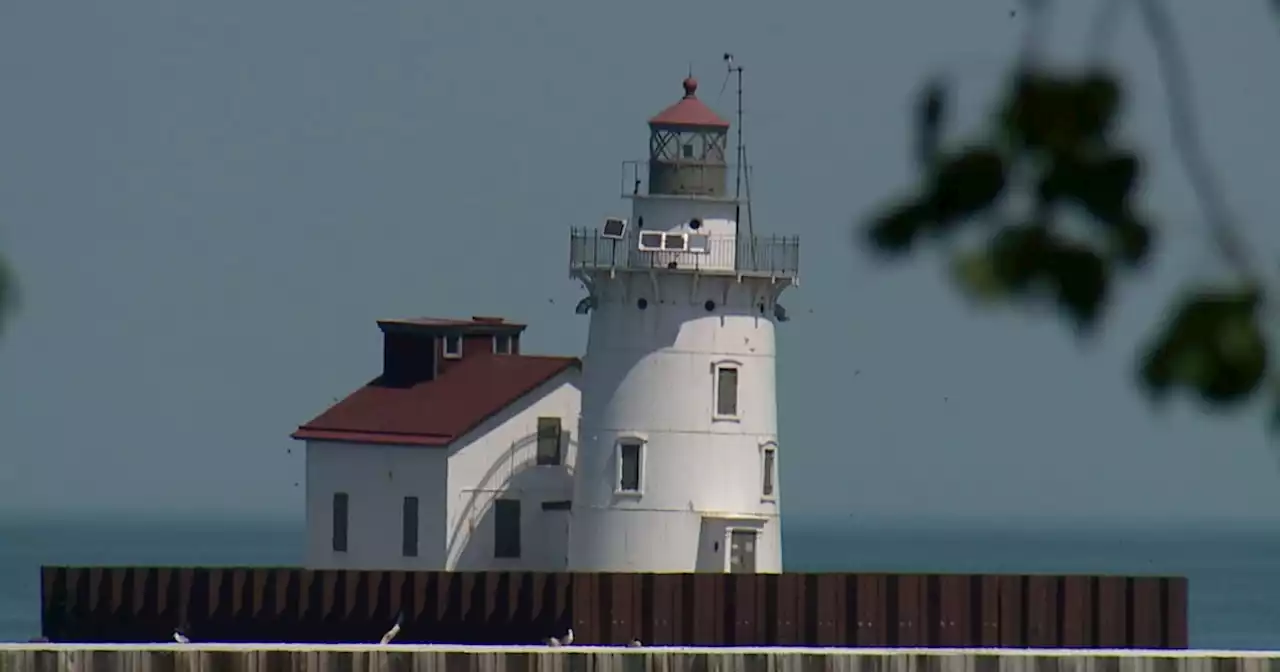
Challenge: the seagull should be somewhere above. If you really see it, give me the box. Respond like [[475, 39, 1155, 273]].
[[627, 638, 642, 647], [173, 628, 190, 644], [545, 628, 574, 647], [379, 613, 403, 645]]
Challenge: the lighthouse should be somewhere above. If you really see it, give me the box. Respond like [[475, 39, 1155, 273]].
[[566, 75, 800, 573]]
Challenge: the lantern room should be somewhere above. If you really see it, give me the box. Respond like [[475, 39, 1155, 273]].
[[647, 77, 731, 197]]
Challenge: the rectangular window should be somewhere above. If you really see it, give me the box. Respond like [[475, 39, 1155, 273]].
[[493, 334, 513, 355], [331, 492, 349, 552], [402, 496, 419, 557], [536, 417, 562, 466], [715, 365, 739, 418], [494, 499, 522, 559], [618, 441, 642, 493], [762, 447, 777, 498], [682, 143, 694, 159], [442, 335, 462, 359], [639, 231, 664, 250]]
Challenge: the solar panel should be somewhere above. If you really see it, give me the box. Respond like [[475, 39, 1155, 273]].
[[602, 217, 628, 239]]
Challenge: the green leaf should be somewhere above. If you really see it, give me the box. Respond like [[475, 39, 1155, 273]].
[[950, 249, 1009, 303], [1045, 242, 1111, 333], [1138, 286, 1269, 407], [1001, 70, 1122, 154], [1074, 72, 1123, 145], [1074, 151, 1142, 221], [1104, 210, 1154, 266], [865, 198, 932, 256], [987, 222, 1052, 293], [926, 146, 1008, 226]]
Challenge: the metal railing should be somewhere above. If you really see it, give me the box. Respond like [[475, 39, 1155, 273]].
[[619, 160, 749, 199], [569, 227, 800, 278]]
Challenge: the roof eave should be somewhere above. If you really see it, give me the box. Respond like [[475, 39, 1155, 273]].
[[376, 320, 528, 336], [290, 428, 455, 447]]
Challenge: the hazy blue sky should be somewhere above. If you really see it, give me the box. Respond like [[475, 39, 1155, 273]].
[[3, 0, 1279, 525]]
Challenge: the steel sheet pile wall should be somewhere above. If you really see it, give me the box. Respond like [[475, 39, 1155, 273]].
[[40, 568, 1188, 648], [0, 648, 1247, 672]]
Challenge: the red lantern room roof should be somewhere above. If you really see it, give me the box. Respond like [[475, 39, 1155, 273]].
[[648, 76, 730, 129]]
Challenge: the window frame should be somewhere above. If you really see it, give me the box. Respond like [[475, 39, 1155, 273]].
[[615, 436, 647, 496], [493, 334, 513, 355], [712, 360, 742, 421], [535, 416, 563, 466], [493, 498, 522, 559], [442, 334, 463, 359], [331, 492, 349, 553], [402, 496, 419, 557], [760, 442, 778, 501]]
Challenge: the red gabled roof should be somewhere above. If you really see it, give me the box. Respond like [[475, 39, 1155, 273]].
[[648, 76, 730, 128], [291, 354, 579, 447]]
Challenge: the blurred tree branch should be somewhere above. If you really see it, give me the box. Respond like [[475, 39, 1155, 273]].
[[860, 0, 1276, 422], [0, 253, 14, 338]]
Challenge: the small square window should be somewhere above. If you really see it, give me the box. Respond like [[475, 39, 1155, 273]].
[[762, 447, 777, 499], [536, 417, 562, 466], [618, 441, 643, 494], [682, 143, 694, 159], [493, 334, 513, 355], [494, 499, 521, 559], [715, 365, 739, 418], [442, 335, 462, 359]]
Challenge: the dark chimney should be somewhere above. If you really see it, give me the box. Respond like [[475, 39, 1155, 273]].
[[381, 331, 436, 387], [375, 317, 529, 386]]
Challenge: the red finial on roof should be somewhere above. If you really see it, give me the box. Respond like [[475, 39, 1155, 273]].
[[649, 74, 729, 128]]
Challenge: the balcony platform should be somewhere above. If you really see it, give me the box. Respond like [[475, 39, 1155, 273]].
[[569, 228, 799, 283]]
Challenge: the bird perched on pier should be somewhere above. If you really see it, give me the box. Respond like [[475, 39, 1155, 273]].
[[173, 628, 190, 644], [544, 628, 574, 647], [627, 638, 642, 647], [379, 613, 403, 645]]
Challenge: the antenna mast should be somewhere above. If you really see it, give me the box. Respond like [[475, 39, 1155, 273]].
[[723, 53, 756, 251]]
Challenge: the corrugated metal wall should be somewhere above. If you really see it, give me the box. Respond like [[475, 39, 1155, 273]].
[[40, 568, 1187, 648]]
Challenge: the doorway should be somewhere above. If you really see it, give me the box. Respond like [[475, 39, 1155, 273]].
[[728, 529, 758, 573]]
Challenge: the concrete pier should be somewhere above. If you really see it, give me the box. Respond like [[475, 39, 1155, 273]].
[[0, 646, 1271, 672]]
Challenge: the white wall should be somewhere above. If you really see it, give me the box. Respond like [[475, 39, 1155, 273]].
[[569, 265, 792, 573], [632, 196, 737, 235], [304, 441, 448, 570], [446, 371, 581, 571], [304, 369, 581, 572]]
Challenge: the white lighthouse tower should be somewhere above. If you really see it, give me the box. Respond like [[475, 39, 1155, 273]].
[[566, 73, 800, 573]]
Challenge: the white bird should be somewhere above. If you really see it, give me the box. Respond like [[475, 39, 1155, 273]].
[[379, 613, 403, 645], [173, 629, 190, 644], [545, 628, 574, 647], [627, 638, 642, 647]]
